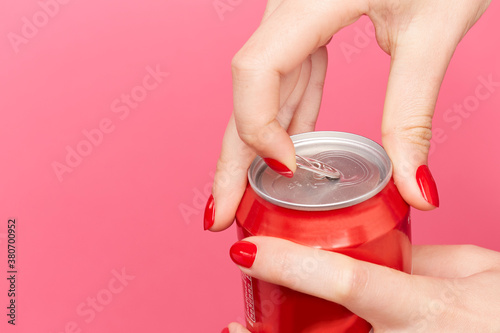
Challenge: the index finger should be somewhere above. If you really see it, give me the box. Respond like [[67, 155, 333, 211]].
[[231, 0, 368, 172]]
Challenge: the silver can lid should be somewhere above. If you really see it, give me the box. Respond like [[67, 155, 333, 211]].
[[248, 132, 393, 211]]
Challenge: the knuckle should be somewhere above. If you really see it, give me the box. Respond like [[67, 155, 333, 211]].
[[214, 158, 246, 190], [231, 51, 263, 77], [455, 244, 478, 256], [272, 251, 297, 286], [382, 114, 433, 153], [237, 129, 265, 150], [215, 158, 233, 178], [334, 263, 371, 304], [310, 79, 326, 91], [271, 250, 307, 289], [453, 244, 488, 265], [237, 121, 277, 148], [293, 116, 317, 133], [231, 47, 274, 84], [216, 157, 245, 177], [303, 119, 318, 131], [237, 129, 259, 147], [454, 244, 500, 271]]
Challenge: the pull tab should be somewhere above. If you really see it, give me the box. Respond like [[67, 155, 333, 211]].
[[295, 155, 340, 180]]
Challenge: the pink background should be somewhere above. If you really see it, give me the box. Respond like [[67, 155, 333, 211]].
[[0, 1, 499, 332]]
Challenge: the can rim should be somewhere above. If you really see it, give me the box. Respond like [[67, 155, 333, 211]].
[[247, 131, 393, 211]]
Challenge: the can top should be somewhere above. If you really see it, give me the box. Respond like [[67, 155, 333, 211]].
[[248, 132, 393, 211]]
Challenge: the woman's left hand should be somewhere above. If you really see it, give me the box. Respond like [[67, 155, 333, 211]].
[[223, 237, 500, 332]]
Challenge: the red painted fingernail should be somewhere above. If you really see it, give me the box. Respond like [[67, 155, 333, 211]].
[[221, 328, 229, 333], [204, 194, 215, 230], [416, 165, 440, 207], [263, 158, 293, 178], [229, 241, 257, 268]]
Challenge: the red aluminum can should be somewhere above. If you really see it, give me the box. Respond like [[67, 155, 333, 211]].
[[235, 132, 412, 333]]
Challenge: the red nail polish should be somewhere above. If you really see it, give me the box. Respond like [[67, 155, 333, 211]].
[[263, 158, 293, 178], [221, 328, 229, 333], [416, 165, 440, 207], [229, 241, 257, 268], [204, 194, 215, 230]]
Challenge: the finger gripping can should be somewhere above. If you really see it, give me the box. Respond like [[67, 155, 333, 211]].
[[235, 132, 412, 333]]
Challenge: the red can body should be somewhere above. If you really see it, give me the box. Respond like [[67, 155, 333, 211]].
[[235, 178, 411, 332]]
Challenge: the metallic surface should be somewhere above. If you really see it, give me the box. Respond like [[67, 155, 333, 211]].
[[249, 132, 392, 210], [295, 154, 340, 180]]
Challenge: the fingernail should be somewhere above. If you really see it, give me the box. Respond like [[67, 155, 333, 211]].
[[416, 165, 440, 207], [221, 328, 229, 333], [204, 194, 215, 230], [229, 241, 257, 268], [263, 158, 293, 178]]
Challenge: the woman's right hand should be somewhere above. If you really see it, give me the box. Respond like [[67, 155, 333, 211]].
[[206, 0, 491, 232]]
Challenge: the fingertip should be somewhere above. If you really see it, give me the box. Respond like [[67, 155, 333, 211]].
[[203, 194, 215, 231], [206, 194, 237, 232], [392, 162, 440, 211], [209, 130, 253, 232], [208, 169, 249, 232], [203, 191, 237, 232], [263, 158, 294, 178], [208, 220, 235, 232], [262, 130, 297, 176], [236, 120, 297, 175], [229, 240, 257, 268], [382, 135, 439, 211], [416, 165, 440, 208]]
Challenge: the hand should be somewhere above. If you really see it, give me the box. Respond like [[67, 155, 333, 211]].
[[223, 237, 500, 332], [204, 0, 491, 231]]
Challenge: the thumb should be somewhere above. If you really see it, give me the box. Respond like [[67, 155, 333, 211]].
[[229, 237, 441, 328], [381, 35, 456, 210]]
